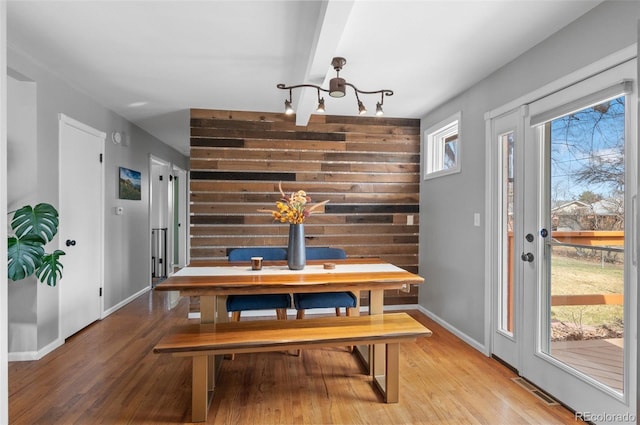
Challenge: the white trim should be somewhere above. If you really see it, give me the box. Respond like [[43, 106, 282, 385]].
[[0, 2, 8, 421], [58, 113, 106, 140], [424, 111, 462, 180], [102, 286, 150, 317], [416, 305, 488, 355], [8, 337, 63, 362], [485, 44, 637, 121], [530, 80, 633, 126], [484, 111, 494, 359], [9, 287, 150, 362]]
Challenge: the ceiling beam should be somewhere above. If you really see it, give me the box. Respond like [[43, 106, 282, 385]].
[[293, 0, 355, 126]]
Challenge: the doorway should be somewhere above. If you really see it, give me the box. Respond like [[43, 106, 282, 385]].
[[489, 60, 637, 419], [171, 165, 188, 269], [150, 157, 187, 284]]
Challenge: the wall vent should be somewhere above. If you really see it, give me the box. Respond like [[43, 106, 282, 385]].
[[511, 377, 559, 406]]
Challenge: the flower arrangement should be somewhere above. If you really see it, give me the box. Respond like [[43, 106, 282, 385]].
[[259, 182, 329, 224]]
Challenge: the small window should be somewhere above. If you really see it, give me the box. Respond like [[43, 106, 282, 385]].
[[424, 112, 461, 179]]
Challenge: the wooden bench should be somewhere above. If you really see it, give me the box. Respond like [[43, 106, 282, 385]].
[[154, 312, 432, 422]]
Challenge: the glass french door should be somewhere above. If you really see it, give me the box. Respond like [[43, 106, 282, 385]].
[[491, 107, 524, 369], [519, 60, 637, 421]]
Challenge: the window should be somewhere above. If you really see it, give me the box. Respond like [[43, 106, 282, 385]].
[[424, 112, 461, 179]]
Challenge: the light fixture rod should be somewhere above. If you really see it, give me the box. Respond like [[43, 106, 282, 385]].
[[277, 57, 393, 116], [276, 83, 393, 98]]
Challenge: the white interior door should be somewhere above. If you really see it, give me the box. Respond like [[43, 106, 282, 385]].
[[521, 61, 637, 421], [58, 114, 104, 340]]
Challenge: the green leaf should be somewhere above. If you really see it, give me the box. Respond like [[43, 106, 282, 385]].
[[36, 250, 66, 287], [11, 203, 59, 243], [7, 236, 45, 281]]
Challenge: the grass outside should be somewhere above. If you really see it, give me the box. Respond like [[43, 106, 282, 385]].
[[550, 248, 624, 334]]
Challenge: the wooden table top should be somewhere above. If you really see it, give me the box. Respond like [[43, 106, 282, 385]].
[[154, 258, 424, 296]]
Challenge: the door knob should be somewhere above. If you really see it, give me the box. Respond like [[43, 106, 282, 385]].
[[521, 252, 534, 262], [66, 239, 76, 247]]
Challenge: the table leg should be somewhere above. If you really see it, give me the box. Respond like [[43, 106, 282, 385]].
[[354, 289, 384, 375], [199, 296, 216, 324], [369, 289, 385, 378], [216, 295, 229, 323]]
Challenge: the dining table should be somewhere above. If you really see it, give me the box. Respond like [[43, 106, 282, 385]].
[[154, 257, 425, 390]]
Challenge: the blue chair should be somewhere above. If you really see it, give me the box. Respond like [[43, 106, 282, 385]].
[[293, 247, 357, 319], [227, 248, 290, 321]]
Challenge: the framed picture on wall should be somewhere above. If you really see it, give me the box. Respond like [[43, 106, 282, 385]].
[[119, 167, 142, 200]]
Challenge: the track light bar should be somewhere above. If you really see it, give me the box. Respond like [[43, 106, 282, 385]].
[[277, 57, 393, 117]]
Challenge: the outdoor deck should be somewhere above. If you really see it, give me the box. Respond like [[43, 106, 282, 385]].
[[551, 338, 623, 392]]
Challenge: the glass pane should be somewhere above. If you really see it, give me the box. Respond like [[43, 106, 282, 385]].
[[546, 96, 625, 393], [444, 136, 458, 170], [500, 131, 515, 334]]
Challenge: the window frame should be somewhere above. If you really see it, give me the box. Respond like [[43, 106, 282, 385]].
[[423, 111, 462, 180]]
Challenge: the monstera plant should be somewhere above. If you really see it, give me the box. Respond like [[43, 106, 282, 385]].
[[7, 203, 65, 286]]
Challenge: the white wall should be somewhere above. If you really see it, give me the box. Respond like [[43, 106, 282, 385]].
[[419, 0, 640, 348], [6, 74, 37, 354], [6, 45, 188, 357], [1, 0, 9, 421]]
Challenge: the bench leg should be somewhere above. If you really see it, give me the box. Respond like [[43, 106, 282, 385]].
[[199, 296, 218, 390], [385, 342, 400, 403], [371, 342, 400, 403], [192, 355, 209, 422]]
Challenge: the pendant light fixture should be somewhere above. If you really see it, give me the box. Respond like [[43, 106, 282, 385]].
[[277, 57, 393, 116]]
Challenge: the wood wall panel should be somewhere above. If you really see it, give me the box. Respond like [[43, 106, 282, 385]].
[[189, 108, 421, 306]]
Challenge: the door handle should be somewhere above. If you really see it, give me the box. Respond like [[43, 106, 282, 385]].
[[66, 239, 76, 247], [521, 252, 534, 262]]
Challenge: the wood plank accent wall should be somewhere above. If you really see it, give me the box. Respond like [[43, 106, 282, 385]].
[[189, 109, 421, 306]]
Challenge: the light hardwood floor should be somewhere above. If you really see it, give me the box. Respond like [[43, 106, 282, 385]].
[[9, 290, 580, 424]]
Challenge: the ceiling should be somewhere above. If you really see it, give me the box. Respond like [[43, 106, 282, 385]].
[[7, 0, 603, 156]]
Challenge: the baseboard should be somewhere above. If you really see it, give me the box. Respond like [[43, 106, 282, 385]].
[[416, 305, 488, 355], [10, 286, 151, 362], [187, 304, 421, 320], [9, 337, 64, 362], [102, 286, 151, 318]]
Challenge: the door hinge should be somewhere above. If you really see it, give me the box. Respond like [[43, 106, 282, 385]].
[[169, 175, 173, 181], [99, 287, 103, 297], [99, 153, 103, 163]]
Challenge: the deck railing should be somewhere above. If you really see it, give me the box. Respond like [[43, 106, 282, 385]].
[[549, 231, 623, 306], [506, 231, 624, 330]]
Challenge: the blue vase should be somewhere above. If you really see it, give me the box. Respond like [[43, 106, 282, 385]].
[[287, 223, 306, 270]]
